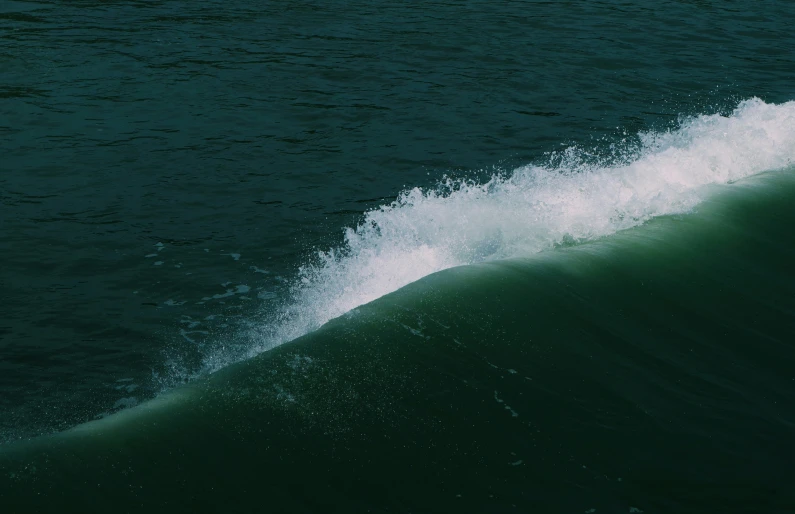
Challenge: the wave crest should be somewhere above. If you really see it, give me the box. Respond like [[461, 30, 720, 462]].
[[205, 98, 795, 371]]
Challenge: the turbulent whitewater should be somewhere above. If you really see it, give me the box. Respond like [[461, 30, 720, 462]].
[[206, 98, 795, 370]]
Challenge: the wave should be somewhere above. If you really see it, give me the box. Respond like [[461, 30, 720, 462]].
[[5, 166, 795, 513], [199, 98, 795, 372]]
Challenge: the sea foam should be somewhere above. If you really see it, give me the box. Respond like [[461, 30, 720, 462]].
[[203, 98, 795, 371]]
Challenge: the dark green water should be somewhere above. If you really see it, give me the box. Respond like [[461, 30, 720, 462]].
[[3, 170, 795, 513], [2, 0, 795, 512]]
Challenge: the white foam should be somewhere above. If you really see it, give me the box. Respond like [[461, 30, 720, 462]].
[[207, 98, 795, 370]]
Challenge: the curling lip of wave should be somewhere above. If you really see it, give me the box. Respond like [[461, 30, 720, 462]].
[[205, 98, 795, 371]]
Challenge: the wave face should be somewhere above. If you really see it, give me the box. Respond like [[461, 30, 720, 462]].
[[210, 98, 795, 370], [3, 167, 795, 513]]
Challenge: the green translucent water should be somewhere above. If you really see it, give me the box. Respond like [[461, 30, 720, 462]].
[[4, 170, 795, 512]]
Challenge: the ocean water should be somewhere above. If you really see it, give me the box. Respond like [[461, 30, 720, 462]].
[[2, 0, 795, 512]]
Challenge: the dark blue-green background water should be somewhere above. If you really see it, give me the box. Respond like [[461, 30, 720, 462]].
[[2, 1, 795, 512]]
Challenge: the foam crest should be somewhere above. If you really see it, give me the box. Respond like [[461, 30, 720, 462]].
[[218, 98, 795, 368]]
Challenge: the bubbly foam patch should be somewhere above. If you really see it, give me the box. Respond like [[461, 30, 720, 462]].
[[203, 98, 795, 371]]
